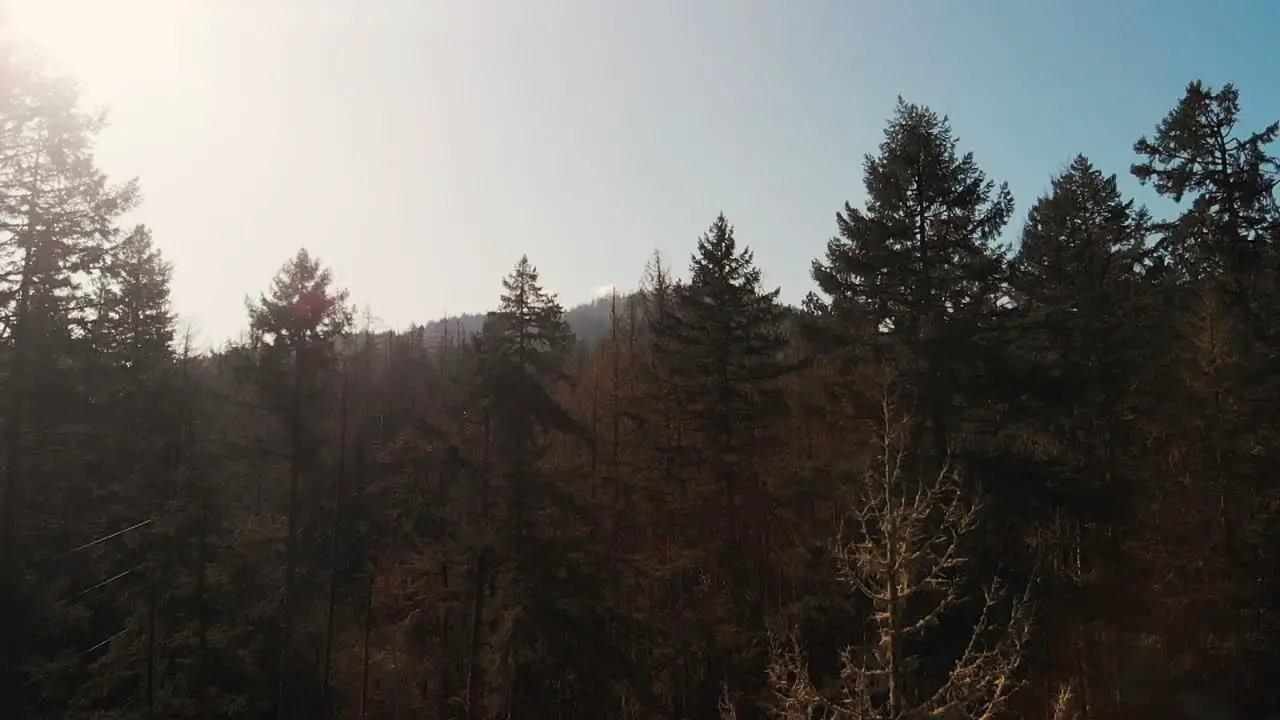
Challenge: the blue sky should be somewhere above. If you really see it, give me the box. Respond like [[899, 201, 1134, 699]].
[[7, 0, 1278, 346]]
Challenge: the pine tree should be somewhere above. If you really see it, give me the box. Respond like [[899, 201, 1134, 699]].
[[1004, 154, 1151, 517], [476, 255, 576, 543], [999, 156, 1155, 716], [100, 225, 176, 374], [96, 225, 178, 496], [58, 225, 182, 718], [487, 254, 575, 380], [0, 52, 142, 718], [1131, 82, 1280, 713], [469, 255, 614, 717], [1132, 81, 1278, 283], [809, 98, 1013, 461], [653, 213, 791, 551], [245, 248, 352, 718], [647, 214, 794, 715], [786, 99, 1026, 720], [634, 250, 684, 501], [0, 53, 139, 552]]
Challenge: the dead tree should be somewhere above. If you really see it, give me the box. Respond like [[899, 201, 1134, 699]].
[[734, 372, 1034, 720]]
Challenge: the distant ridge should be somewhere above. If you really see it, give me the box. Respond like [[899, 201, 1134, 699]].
[[343, 290, 802, 353], [416, 293, 641, 348]]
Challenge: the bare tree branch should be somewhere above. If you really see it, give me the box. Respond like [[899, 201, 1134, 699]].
[[733, 371, 1035, 719]]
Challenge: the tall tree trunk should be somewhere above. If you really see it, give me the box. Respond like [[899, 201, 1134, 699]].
[[197, 502, 209, 720], [611, 292, 622, 510], [465, 410, 493, 718], [146, 580, 157, 718], [322, 371, 348, 705], [278, 347, 304, 719], [359, 568, 374, 719], [0, 264, 32, 551]]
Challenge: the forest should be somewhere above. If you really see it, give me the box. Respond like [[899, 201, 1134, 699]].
[[2, 43, 1280, 720]]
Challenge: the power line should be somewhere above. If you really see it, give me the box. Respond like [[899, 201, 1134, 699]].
[[19, 626, 132, 691], [59, 563, 144, 607], [79, 628, 129, 660], [30, 518, 154, 568]]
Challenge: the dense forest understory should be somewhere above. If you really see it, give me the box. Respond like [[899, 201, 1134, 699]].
[[3, 44, 1280, 720]]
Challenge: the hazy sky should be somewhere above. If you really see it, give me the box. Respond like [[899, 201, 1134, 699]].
[[5, 0, 1279, 347]]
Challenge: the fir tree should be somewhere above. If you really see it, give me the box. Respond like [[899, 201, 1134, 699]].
[[245, 248, 352, 719], [809, 98, 1013, 461], [0, 53, 142, 718], [1132, 81, 1278, 283], [648, 214, 794, 715], [100, 225, 176, 375], [61, 225, 181, 718], [653, 213, 791, 541], [999, 156, 1155, 715], [470, 255, 619, 718], [487, 254, 575, 378], [1005, 154, 1151, 510], [0, 54, 139, 551], [95, 225, 178, 488], [1132, 83, 1280, 711]]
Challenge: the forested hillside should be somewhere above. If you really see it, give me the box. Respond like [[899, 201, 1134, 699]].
[[417, 296, 626, 351], [3, 47, 1280, 720]]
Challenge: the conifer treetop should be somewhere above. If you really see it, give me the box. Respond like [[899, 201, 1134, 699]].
[[247, 247, 353, 349]]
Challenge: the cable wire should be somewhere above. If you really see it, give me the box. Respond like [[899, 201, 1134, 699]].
[[30, 519, 154, 567]]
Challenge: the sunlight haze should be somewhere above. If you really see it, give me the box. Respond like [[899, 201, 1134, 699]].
[[6, 3, 1280, 716], [7, 0, 196, 102], [4, 0, 1278, 347]]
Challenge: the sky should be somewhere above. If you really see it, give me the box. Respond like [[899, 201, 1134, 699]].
[[3, 0, 1278, 348]]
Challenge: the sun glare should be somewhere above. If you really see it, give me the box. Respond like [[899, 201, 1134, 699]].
[[4, 0, 194, 99]]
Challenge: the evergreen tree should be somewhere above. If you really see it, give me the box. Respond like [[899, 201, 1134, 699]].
[[469, 255, 620, 718], [17, 40, 1280, 717], [100, 225, 176, 375], [809, 98, 1013, 461], [1132, 81, 1278, 283], [1000, 156, 1154, 716], [58, 225, 182, 718], [245, 248, 352, 718], [476, 255, 577, 546], [1131, 82, 1280, 714], [96, 225, 178, 496], [1004, 154, 1151, 519], [486, 255, 575, 383], [0, 51, 141, 718], [0, 53, 139, 552], [647, 214, 794, 715], [653, 213, 791, 550]]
